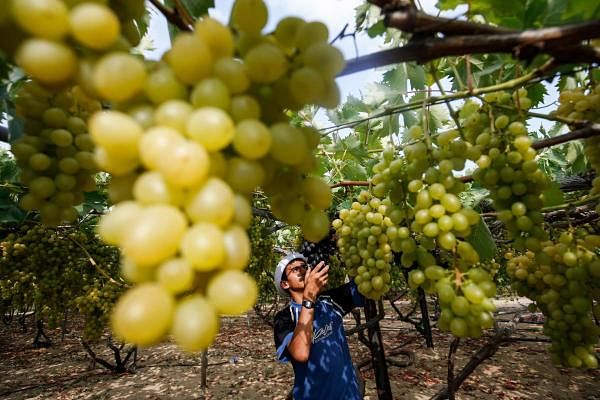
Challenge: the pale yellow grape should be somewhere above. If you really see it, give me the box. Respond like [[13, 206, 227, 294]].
[[194, 17, 234, 59], [269, 123, 308, 165], [222, 225, 251, 270], [208, 151, 227, 178], [213, 58, 249, 94], [93, 52, 147, 102], [290, 67, 324, 105], [233, 119, 272, 159], [157, 257, 195, 294], [111, 283, 174, 346], [230, 95, 261, 122], [166, 33, 213, 84], [225, 157, 264, 194], [11, 0, 69, 40], [274, 17, 305, 48], [301, 176, 332, 210], [138, 125, 184, 170], [180, 222, 225, 270], [185, 177, 234, 226], [97, 201, 142, 245], [156, 140, 209, 188], [107, 172, 137, 203], [319, 79, 342, 109], [171, 295, 219, 352], [29, 176, 55, 199], [16, 39, 77, 84], [244, 44, 287, 83], [233, 194, 252, 228], [207, 270, 257, 315], [127, 104, 155, 129], [295, 21, 328, 51], [302, 42, 345, 78], [89, 110, 143, 159], [186, 107, 235, 151], [144, 65, 187, 104], [190, 78, 230, 110], [230, 0, 267, 34], [120, 257, 156, 284], [154, 100, 193, 133], [121, 205, 187, 268], [69, 3, 120, 49], [20, 193, 41, 211], [133, 171, 185, 205], [94, 147, 139, 175], [301, 209, 330, 242]]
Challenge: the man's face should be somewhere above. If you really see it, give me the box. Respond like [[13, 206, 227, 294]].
[[281, 259, 308, 293]]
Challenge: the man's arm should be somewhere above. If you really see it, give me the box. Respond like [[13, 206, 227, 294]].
[[286, 262, 329, 363]]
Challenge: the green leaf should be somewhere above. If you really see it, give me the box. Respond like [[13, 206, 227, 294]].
[[382, 65, 408, 93], [466, 219, 497, 262], [436, 0, 464, 10], [407, 63, 426, 90], [564, 1, 600, 21], [526, 82, 547, 108], [367, 20, 386, 38], [542, 180, 565, 207], [166, 0, 213, 20], [341, 161, 367, 181]]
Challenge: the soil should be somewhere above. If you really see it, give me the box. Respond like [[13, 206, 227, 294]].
[[1, 298, 599, 400]]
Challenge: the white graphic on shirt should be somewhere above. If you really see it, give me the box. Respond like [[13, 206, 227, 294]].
[[313, 321, 334, 343]]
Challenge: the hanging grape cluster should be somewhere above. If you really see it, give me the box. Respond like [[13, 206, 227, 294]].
[[0, 224, 123, 339], [10, 82, 100, 225], [80, 0, 340, 351], [553, 84, 600, 212], [507, 232, 600, 368]]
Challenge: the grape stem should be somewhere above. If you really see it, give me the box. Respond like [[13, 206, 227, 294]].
[[324, 58, 557, 134], [64, 234, 128, 288], [148, 0, 193, 31]]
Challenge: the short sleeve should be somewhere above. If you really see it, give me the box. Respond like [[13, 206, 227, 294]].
[[273, 307, 296, 362], [322, 280, 365, 316]]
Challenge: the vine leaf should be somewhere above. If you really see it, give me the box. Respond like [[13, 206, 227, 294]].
[[542, 181, 565, 207], [465, 219, 496, 262]]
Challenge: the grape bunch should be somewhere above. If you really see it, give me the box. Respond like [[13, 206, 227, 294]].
[[0, 224, 123, 339], [507, 232, 600, 368], [299, 230, 337, 268], [11, 81, 100, 225], [553, 84, 600, 212], [1, 0, 144, 86], [461, 89, 549, 251], [89, 0, 342, 351], [333, 190, 395, 299]]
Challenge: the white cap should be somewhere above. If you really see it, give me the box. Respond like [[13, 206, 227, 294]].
[[274, 252, 307, 297]]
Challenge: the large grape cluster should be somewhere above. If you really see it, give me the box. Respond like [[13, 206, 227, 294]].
[[10, 82, 100, 225], [0, 0, 145, 86], [0, 224, 123, 339], [507, 232, 600, 368], [553, 84, 600, 212], [87, 0, 342, 351], [333, 190, 394, 300], [461, 89, 549, 251]]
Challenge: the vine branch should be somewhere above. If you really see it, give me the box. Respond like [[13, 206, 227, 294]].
[[148, 0, 193, 31]]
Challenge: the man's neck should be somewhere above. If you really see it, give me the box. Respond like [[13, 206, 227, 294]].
[[289, 290, 305, 304]]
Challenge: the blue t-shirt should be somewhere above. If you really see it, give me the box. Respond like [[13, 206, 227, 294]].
[[273, 282, 364, 400]]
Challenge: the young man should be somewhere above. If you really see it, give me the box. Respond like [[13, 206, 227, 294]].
[[273, 252, 364, 400]]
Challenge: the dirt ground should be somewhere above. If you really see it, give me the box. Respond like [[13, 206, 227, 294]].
[[1, 298, 599, 400]]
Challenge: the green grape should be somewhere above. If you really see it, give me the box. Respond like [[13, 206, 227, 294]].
[[207, 270, 257, 315], [69, 3, 120, 50], [166, 33, 213, 84], [185, 177, 235, 227], [230, 0, 268, 34], [186, 107, 235, 151], [171, 295, 219, 352], [190, 78, 231, 110], [233, 119, 272, 160], [93, 52, 147, 102], [244, 44, 287, 83], [11, 0, 69, 40], [194, 17, 234, 60], [16, 39, 77, 84], [144, 64, 187, 104], [180, 222, 225, 271]]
